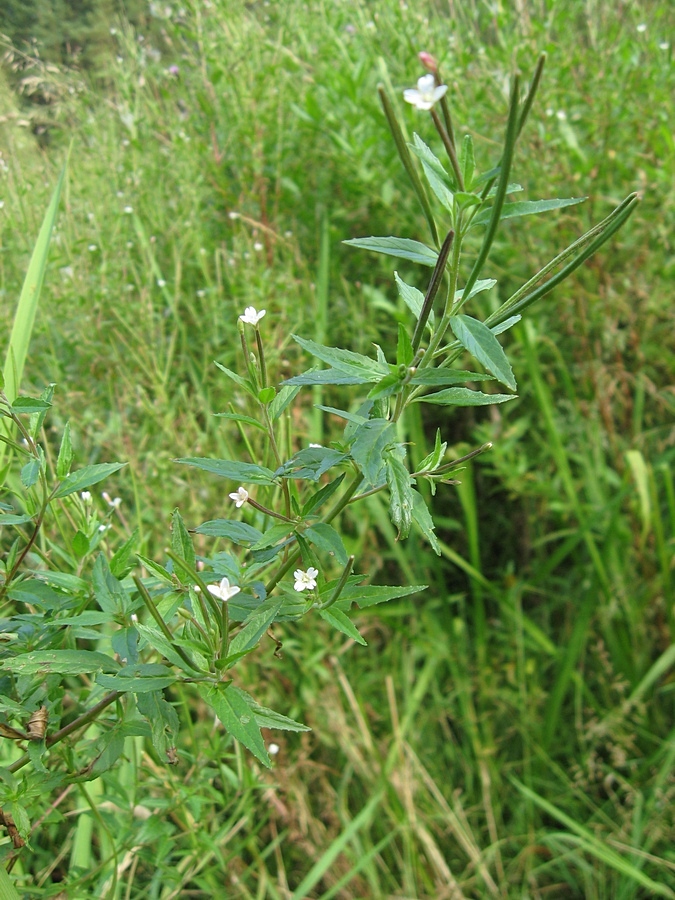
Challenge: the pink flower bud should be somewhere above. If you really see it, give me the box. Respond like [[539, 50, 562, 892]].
[[418, 52, 439, 75]]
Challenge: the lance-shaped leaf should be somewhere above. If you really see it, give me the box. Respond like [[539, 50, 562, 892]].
[[335, 582, 427, 610], [319, 607, 367, 645], [276, 447, 349, 481], [416, 387, 515, 407], [471, 196, 586, 227], [350, 419, 394, 485], [53, 462, 127, 499], [412, 491, 440, 554], [385, 452, 414, 539], [410, 369, 494, 387], [197, 682, 270, 768], [227, 596, 284, 657], [96, 663, 177, 693], [395, 273, 435, 332], [282, 368, 371, 387], [194, 519, 262, 546], [450, 315, 516, 390], [409, 134, 454, 210], [292, 335, 388, 381], [0, 650, 119, 675], [305, 523, 348, 565], [175, 458, 276, 485], [230, 686, 311, 732], [343, 236, 438, 267], [171, 508, 195, 575]]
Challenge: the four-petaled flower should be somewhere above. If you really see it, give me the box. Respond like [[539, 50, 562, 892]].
[[205, 578, 241, 602], [294, 567, 319, 592], [229, 486, 249, 508], [239, 306, 266, 326], [403, 74, 448, 111]]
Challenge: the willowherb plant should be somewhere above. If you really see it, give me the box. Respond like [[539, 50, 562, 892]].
[[0, 51, 636, 873]]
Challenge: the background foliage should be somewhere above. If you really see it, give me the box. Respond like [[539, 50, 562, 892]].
[[0, 0, 674, 896]]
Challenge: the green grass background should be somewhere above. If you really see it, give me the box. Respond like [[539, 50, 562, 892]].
[[1, 0, 675, 896]]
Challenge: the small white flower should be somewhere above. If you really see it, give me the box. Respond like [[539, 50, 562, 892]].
[[556, 110, 567, 121], [239, 306, 266, 326], [111, 497, 122, 508], [206, 577, 241, 601], [659, 41, 669, 50], [228, 211, 240, 220], [293, 567, 319, 592], [124, 205, 133, 213], [253, 241, 263, 252], [157, 278, 166, 288], [636, 22, 647, 33], [81, 491, 91, 502], [403, 74, 448, 111], [131, 613, 139, 623], [196, 289, 206, 297], [268, 742, 280, 755], [229, 486, 249, 508], [98, 524, 108, 532], [88, 244, 97, 252]]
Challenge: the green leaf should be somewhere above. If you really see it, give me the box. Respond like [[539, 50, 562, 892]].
[[137, 690, 179, 759], [194, 519, 263, 546], [492, 315, 521, 335], [214, 361, 257, 397], [0, 863, 22, 900], [385, 453, 414, 539], [409, 134, 455, 207], [411, 491, 440, 554], [396, 324, 414, 367], [277, 447, 349, 481], [0, 650, 119, 675], [136, 555, 175, 585], [96, 663, 177, 693], [472, 196, 586, 227], [450, 315, 517, 390], [301, 474, 345, 517], [56, 421, 73, 479], [410, 369, 494, 387], [109, 528, 139, 578], [197, 682, 271, 768], [135, 622, 203, 674], [395, 272, 434, 332], [339, 583, 427, 609], [292, 335, 387, 381], [53, 462, 127, 499], [460, 134, 475, 190], [319, 607, 367, 645], [231, 687, 311, 732], [228, 596, 284, 657], [350, 419, 395, 485], [343, 236, 438, 267], [175, 458, 276, 485], [10, 397, 51, 414], [72, 530, 90, 559], [416, 429, 447, 473], [0, 513, 33, 526], [282, 368, 371, 387], [92, 553, 129, 615], [269, 383, 302, 420], [416, 388, 515, 407], [171, 508, 196, 575], [305, 523, 348, 565], [252, 522, 297, 551], [20, 457, 41, 489], [258, 386, 276, 405], [454, 278, 497, 304]]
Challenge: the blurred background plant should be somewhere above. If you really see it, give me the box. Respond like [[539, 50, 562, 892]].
[[0, 0, 674, 896]]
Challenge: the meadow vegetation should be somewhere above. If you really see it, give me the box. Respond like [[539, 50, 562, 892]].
[[0, 0, 674, 896]]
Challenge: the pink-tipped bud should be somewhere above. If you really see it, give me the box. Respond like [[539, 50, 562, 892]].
[[418, 52, 439, 75]]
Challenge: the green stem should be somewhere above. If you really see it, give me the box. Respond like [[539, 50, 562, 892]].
[[430, 108, 464, 191], [134, 576, 204, 669]]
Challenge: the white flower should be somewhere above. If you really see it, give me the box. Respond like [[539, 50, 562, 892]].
[[81, 491, 91, 502], [636, 22, 647, 33], [293, 567, 319, 592], [403, 74, 448, 111], [157, 278, 166, 288], [88, 244, 98, 252], [239, 306, 266, 326], [206, 577, 241, 601], [659, 41, 669, 50], [268, 742, 280, 755], [229, 486, 249, 508], [124, 205, 133, 213], [253, 242, 263, 252]]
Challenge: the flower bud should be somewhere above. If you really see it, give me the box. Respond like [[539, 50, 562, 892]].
[[418, 52, 439, 75]]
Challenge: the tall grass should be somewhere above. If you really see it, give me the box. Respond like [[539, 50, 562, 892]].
[[1, 0, 674, 896]]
